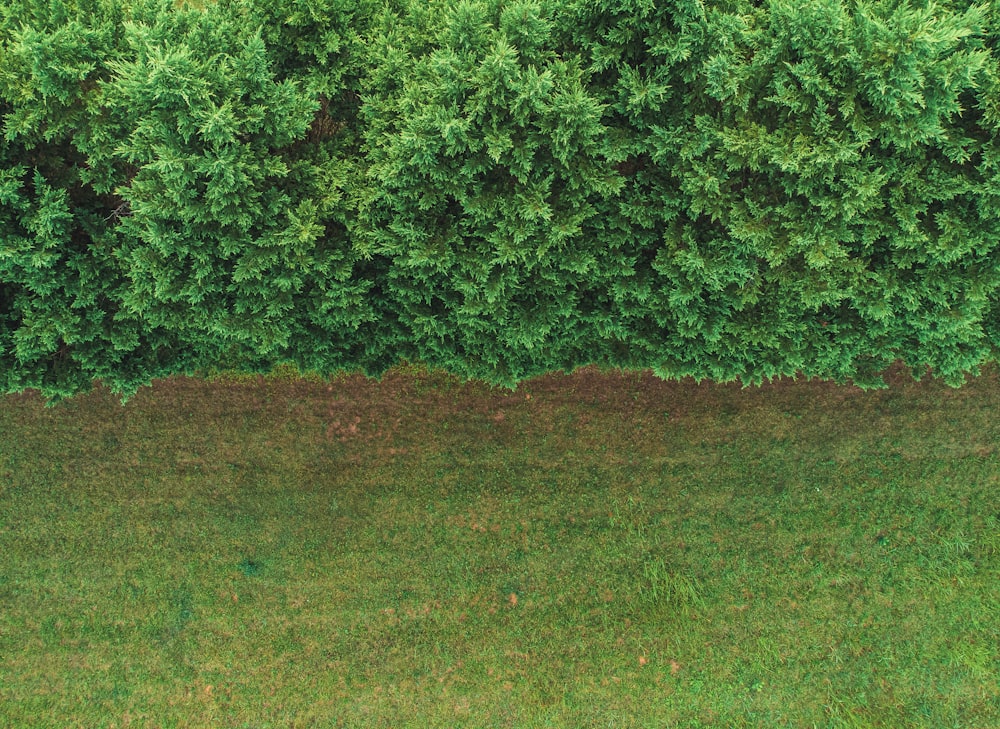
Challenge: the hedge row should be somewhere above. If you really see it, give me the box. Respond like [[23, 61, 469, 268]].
[[2, 0, 999, 404]]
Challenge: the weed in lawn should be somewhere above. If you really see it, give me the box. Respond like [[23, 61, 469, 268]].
[[641, 558, 705, 609], [607, 496, 705, 610], [237, 558, 263, 577]]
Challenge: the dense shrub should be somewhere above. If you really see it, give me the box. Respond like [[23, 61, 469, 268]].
[[2, 0, 999, 404]]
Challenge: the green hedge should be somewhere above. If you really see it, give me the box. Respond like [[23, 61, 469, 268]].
[[2, 0, 999, 404]]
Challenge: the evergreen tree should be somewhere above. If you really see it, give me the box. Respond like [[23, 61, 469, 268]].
[[0, 0, 208, 404], [357, 0, 641, 385], [552, 0, 1000, 387]]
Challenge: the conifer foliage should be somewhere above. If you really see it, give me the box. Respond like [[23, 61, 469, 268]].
[[548, 0, 1000, 387], [0, 0, 201, 403], [1, 0, 390, 403], [1, 0, 1000, 404], [357, 0, 636, 385]]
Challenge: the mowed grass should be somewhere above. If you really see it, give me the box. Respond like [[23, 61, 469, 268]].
[[0, 361, 998, 728]]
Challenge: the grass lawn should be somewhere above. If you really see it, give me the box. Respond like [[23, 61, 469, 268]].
[[0, 361, 998, 727]]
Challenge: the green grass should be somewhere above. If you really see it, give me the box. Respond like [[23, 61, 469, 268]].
[[1, 361, 998, 727]]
